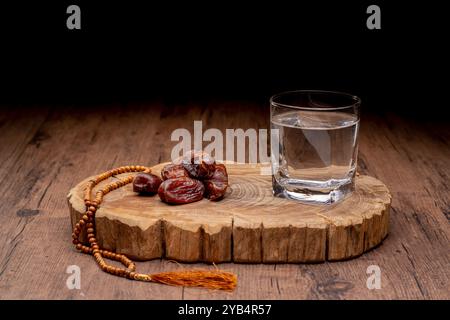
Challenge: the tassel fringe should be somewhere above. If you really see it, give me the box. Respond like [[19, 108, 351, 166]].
[[149, 269, 237, 291]]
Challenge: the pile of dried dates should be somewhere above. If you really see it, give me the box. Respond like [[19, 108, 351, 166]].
[[132, 151, 228, 204]]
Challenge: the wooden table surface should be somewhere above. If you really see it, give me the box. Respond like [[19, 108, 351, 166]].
[[0, 102, 448, 300]]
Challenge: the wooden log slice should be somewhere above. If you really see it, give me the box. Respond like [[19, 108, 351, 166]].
[[67, 163, 391, 263]]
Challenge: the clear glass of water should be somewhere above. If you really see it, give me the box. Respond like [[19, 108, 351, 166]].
[[270, 90, 361, 205]]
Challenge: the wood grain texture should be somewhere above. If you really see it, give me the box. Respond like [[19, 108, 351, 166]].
[[0, 103, 448, 299], [67, 164, 391, 263]]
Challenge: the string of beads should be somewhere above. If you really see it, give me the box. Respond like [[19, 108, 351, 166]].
[[72, 165, 152, 281], [71, 165, 237, 290]]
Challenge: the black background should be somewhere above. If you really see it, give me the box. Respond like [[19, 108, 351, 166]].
[[0, 300, 445, 318], [0, 1, 446, 117]]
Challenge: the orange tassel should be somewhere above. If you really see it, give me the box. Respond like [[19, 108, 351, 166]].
[[149, 269, 237, 291]]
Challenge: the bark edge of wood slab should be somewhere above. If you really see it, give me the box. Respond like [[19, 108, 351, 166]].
[[67, 163, 391, 263]]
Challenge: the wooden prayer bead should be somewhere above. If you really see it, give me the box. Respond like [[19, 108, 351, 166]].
[[73, 165, 176, 285]]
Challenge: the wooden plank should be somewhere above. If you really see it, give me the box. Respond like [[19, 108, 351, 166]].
[[0, 105, 182, 299], [0, 105, 448, 299]]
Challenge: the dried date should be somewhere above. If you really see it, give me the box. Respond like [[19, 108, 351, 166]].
[[161, 163, 189, 180], [133, 173, 162, 194], [158, 177, 205, 204], [208, 163, 228, 183], [175, 150, 216, 180], [204, 164, 228, 200]]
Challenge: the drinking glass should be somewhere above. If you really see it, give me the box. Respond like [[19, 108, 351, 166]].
[[270, 90, 361, 204]]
